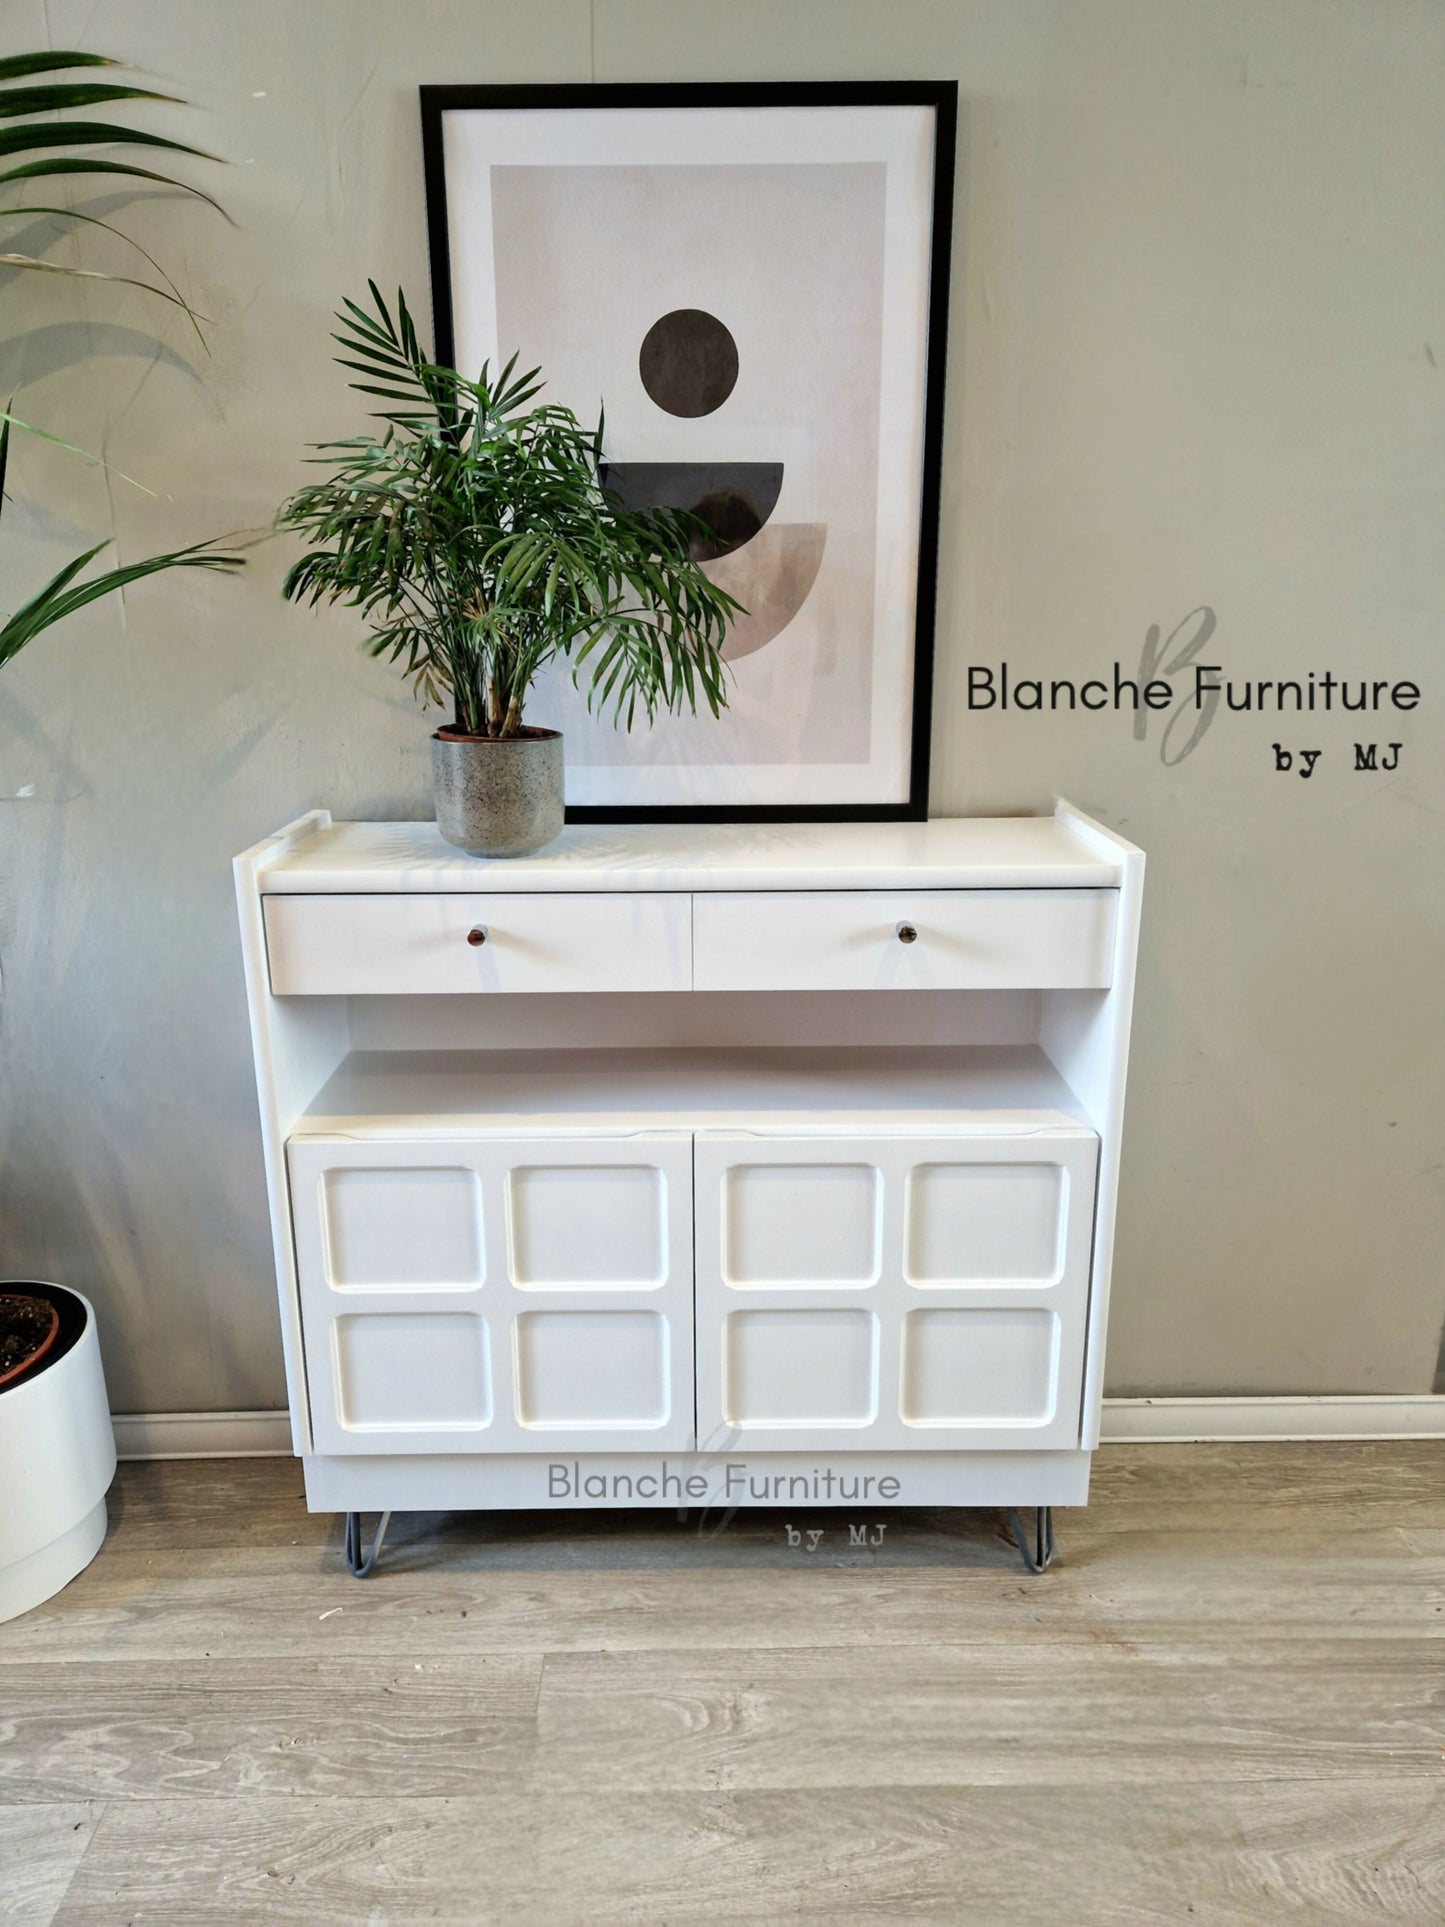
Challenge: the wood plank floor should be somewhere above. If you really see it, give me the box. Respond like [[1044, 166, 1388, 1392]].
[[1, 1443, 1442, 1923]]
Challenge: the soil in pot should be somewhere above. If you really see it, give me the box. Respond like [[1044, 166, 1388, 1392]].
[[434, 725, 560, 745], [0, 1294, 62, 1389]]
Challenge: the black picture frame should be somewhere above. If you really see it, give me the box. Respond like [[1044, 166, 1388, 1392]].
[[420, 80, 956, 825]]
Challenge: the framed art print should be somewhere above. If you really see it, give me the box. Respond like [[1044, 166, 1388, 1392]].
[[420, 82, 956, 822]]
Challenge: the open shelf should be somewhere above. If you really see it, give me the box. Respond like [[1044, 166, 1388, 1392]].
[[293, 1044, 1094, 1139]]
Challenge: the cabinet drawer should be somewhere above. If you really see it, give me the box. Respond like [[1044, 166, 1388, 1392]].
[[264, 892, 691, 996], [692, 890, 1116, 993]]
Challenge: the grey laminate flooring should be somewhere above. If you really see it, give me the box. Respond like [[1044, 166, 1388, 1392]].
[[1, 1443, 1442, 1923]]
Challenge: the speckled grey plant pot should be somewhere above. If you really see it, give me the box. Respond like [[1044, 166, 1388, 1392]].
[[431, 727, 565, 858]]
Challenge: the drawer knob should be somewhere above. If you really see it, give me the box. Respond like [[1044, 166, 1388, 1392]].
[[896, 921, 919, 945], [466, 925, 488, 948]]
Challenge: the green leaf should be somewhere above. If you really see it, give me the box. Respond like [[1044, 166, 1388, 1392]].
[[397, 288, 422, 364], [0, 52, 117, 83], [2, 202, 208, 341], [0, 117, 216, 162], [0, 408, 155, 493], [337, 300, 398, 350], [1, 537, 242, 669], [0, 251, 208, 316], [365, 280, 397, 341], [0, 156, 227, 216], [342, 382, 437, 404], [0, 118, 215, 161], [0, 83, 185, 118]]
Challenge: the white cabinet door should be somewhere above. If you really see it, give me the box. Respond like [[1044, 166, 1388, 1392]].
[[694, 1130, 1098, 1452], [289, 1132, 694, 1454]]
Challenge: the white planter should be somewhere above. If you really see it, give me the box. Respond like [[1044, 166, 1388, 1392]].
[[0, 1285, 115, 1623]]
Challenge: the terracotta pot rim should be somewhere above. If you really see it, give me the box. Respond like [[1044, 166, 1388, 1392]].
[[0, 1292, 62, 1391], [433, 725, 562, 745]]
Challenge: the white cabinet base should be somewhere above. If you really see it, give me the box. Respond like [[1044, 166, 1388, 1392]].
[[235, 806, 1143, 1564]]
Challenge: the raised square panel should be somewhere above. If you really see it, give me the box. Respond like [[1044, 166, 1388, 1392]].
[[509, 1165, 666, 1290], [723, 1310, 878, 1427], [905, 1162, 1066, 1287], [723, 1164, 881, 1289], [333, 1312, 491, 1431], [901, 1309, 1059, 1427], [322, 1166, 484, 1292], [515, 1311, 669, 1428]]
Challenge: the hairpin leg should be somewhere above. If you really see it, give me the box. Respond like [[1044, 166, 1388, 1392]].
[[1005, 1505, 1056, 1574], [344, 1510, 391, 1578]]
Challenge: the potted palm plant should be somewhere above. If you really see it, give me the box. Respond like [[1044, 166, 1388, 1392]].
[[278, 286, 741, 855]]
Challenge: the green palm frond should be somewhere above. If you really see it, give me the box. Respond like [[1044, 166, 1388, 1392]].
[[278, 284, 740, 738], [0, 118, 212, 163], [0, 535, 243, 671], [0, 49, 228, 281], [0, 250, 208, 316], [0, 52, 117, 83], [4, 204, 198, 322], [0, 155, 225, 216], [0, 82, 184, 119], [1, 405, 154, 491], [0, 49, 239, 669]]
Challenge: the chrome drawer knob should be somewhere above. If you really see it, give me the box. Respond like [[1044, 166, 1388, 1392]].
[[466, 926, 488, 947], [896, 921, 918, 945]]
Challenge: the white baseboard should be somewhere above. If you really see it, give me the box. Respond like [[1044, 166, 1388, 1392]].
[[111, 1410, 293, 1459], [1101, 1395, 1445, 1443], [110, 1398, 1445, 1460]]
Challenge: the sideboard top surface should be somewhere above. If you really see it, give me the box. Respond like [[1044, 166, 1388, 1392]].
[[250, 811, 1127, 894]]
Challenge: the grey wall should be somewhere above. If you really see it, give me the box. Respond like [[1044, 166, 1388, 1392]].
[[2, 0, 1442, 1415]]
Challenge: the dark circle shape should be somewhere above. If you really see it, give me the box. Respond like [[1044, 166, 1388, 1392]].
[[639, 309, 738, 418]]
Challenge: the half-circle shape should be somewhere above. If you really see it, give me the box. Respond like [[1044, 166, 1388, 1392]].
[[598, 462, 784, 559], [702, 523, 827, 661]]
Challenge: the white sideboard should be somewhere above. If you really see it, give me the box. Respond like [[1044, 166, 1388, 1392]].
[[235, 804, 1143, 1564]]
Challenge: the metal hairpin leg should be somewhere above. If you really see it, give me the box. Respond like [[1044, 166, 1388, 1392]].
[[1004, 1506, 1056, 1575], [344, 1510, 391, 1578]]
